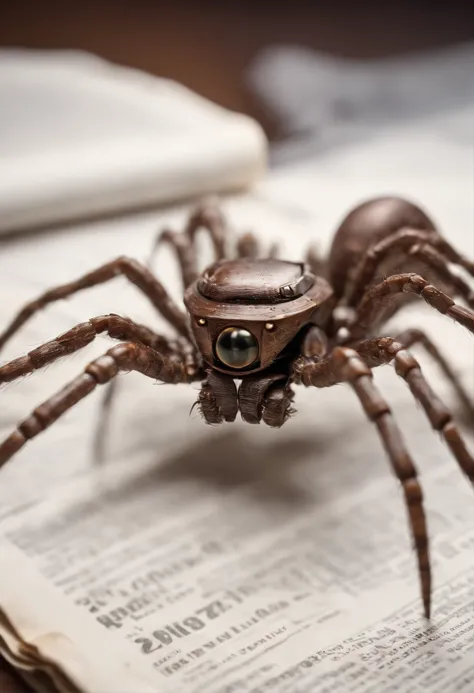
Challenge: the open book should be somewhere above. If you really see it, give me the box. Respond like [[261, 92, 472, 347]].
[[0, 49, 266, 234], [0, 117, 473, 691]]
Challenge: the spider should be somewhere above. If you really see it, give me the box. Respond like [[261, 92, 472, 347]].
[[0, 195, 473, 618]]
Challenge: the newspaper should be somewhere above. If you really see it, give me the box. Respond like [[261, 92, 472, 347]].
[[0, 124, 473, 691]]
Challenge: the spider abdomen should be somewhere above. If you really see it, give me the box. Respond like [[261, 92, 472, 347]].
[[328, 196, 437, 300]]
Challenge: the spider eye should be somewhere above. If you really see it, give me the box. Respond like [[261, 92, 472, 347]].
[[215, 327, 258, 369]]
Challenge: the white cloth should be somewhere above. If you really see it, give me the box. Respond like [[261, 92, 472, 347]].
[[0, 49, 266, 233]]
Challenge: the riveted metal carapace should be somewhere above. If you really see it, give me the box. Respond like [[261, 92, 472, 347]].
[[184, 258, 334, 375], [0, 195, 473, 621]]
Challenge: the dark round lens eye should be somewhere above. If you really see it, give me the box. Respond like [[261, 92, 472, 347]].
[[215, 327, 258, 369]]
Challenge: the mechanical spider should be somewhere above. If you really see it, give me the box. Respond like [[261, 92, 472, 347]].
[[0, 196, 473, 618]]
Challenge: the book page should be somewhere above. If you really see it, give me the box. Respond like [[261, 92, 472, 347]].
[[0, 127, 473, 691]]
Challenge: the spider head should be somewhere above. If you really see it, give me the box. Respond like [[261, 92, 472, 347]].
[[184, 258, 333, 375]]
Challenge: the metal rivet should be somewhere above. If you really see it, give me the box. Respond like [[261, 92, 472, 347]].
[[197, 318, 207, 326], [265, 322, 275, 331], [280, 285, 294, 298], [336, 327, 350, 343]]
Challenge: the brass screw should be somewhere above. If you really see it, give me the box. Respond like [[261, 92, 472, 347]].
[[197, 318, 207, 326], [265, 322, 275, 331]]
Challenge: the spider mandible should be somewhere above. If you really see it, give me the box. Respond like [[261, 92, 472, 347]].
[[0, 196, 473, 617]]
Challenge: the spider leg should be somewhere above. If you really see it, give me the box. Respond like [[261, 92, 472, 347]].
[[93, 376, 119, 463], [237, 232, 260, 258], [93, 335, 196, 462], [0, 314, 196, 384], [149, 229, 197, 288], [0, 315, 200, 463], [293, 346, 431, 617], [345, 228, 474, 307], [407, 244, 474, 308], [349, 336, 474, 485], [148, 200, 229, 289], [236, 233, 281, 261], [348, 273, 474, 341], [0, 341, 198, 469], [0, 257, 189, 356], [185, 200, 228, 260], [394, 349, 474, 486], [395, 328, 474, 424], [88, 219, 222, 456]]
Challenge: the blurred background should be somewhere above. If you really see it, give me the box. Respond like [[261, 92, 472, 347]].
[[2, 0, 474, 142], [0, 2, 473, 689]]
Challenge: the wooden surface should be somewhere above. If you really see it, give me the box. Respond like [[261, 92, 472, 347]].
[[0, 2, 472, 690]]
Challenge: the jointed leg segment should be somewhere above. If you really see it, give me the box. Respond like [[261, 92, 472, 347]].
[[0, 341, 198, 469], [345, 228, 474, 307], [148, 201, 229, 289], [237, 233, 260, 259], [150, 229, 197, 288], [393, 349, 474, 484], [297, 346, 432, 617], [148, 201, 281, 290], [336, 336, 474, 485], [395, 328, 474, 424], [0, 256, 190, 355], [185, 202, 228, 259], [293, 328, 474, 616], [0, 314, 199, 385], [349, 273, 474, 340]]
